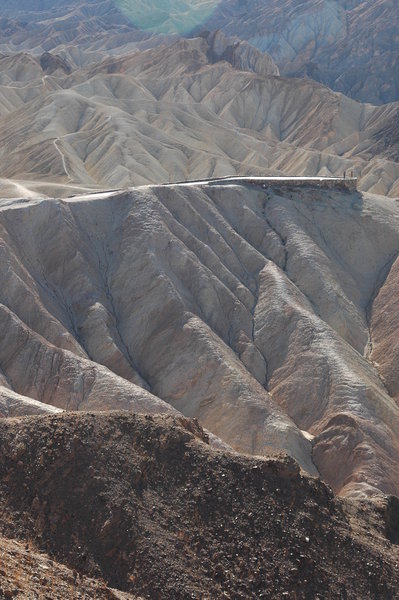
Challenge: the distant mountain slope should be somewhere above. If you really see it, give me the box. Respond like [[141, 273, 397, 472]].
[[0, 34, 398, 198], [200, 0, 399, 104], [0, 0, 397, 104], [0, 0, 164, 66]]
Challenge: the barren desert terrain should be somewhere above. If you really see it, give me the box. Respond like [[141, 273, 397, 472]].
[[0, 1, 399, 598]]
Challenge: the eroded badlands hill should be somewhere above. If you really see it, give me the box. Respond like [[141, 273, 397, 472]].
[[0, 33, 398, 198], [0, 0, 160, 61], [1, 181, 399, 499], [201, 0, 399, 104], [0, 412, 398, 598], [0, 0, 397, 104]]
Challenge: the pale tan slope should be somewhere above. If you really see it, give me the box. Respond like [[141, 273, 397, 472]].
[[1, 183, 399, 498], [0, 190, 315, 475], [369, 255, 399, 404], [0, 302, 178, 416], [230, 186, 399, 498], [0, 387, 63, 417], [0, 200, 179, 415], [0, 37, 398, 198]]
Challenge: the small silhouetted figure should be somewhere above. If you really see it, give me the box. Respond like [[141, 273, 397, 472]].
[[344, 170, 346, 179], [351, 170, 354, 178]]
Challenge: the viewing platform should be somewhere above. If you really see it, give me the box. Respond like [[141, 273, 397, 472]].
[[172, 176, 358, 191]]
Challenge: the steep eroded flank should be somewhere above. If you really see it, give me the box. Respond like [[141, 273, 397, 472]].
[[0, 182, 399, 496]]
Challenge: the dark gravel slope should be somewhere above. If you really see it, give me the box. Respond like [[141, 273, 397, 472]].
[[0, 412, 398, 599]]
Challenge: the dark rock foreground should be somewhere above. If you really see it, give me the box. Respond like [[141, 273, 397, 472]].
[[0, 412, 398, 599]]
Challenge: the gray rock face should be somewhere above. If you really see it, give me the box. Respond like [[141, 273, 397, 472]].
[[203, 30, 279, 77], [1, 182, 399, 499], [201, 0, 399, 104]]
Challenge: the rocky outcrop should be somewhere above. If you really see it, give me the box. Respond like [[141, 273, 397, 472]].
[[202, 29, 279, 77], [0, 411, 398, 598], [40, 52, 72, 75]]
